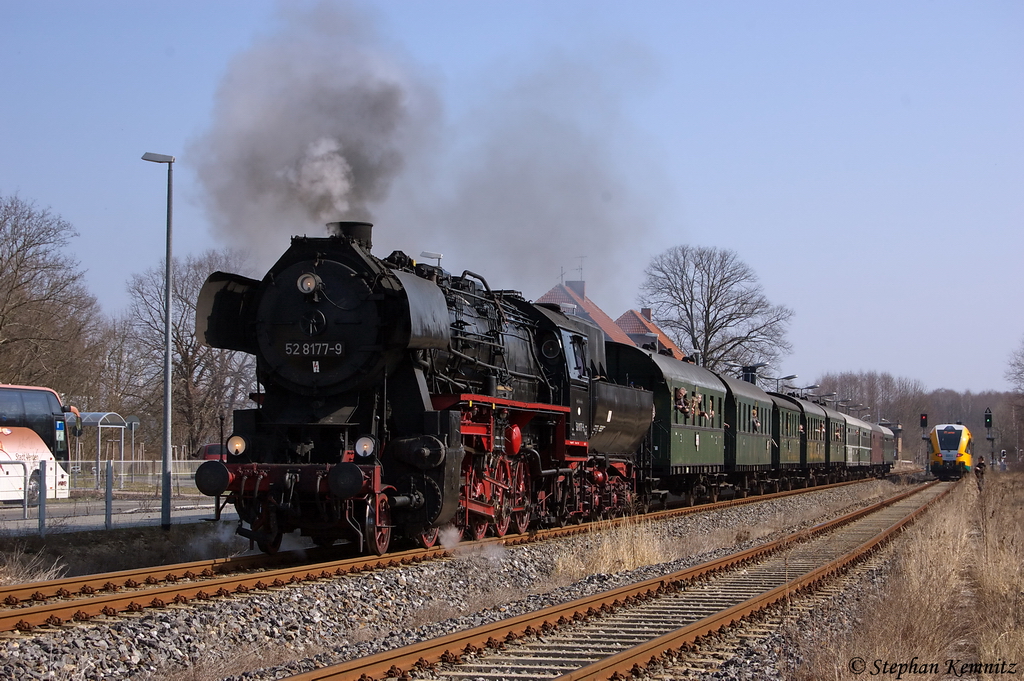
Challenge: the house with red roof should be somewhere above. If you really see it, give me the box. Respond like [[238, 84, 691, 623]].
[[614, 308, 687, 360], [536, 282, 687, 361], [536, 281, 635, 346]]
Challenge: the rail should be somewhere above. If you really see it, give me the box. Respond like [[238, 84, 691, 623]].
[[280, 481, 949, 680], [0, 477, 894, 634]]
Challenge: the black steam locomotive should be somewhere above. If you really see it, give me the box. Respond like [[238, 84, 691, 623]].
[[194, 222, 653, 553]]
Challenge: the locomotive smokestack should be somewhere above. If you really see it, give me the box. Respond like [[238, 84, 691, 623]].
[[328, 221, 373, 250]]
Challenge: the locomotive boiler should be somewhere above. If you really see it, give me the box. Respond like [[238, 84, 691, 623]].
[[194, 222, 654, 553]]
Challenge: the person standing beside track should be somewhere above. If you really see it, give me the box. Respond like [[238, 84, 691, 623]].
[[974, 456, 986, 491]]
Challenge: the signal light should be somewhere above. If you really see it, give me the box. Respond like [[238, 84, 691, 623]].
[[984, 409, 992, 429], [920, 414, 927, 428]]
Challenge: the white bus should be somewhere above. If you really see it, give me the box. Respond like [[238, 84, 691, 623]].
[[0, 384, 80, 504]]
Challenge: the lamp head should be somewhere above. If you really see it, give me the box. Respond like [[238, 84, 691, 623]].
[[142, 152, 175, 164]]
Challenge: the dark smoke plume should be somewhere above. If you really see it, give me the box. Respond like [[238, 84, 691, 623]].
[[191, 2, 439, 266], [194, 2, 665, 316], [378, 51, 664, 314]]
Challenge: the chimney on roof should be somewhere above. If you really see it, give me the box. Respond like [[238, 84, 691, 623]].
[[566, 281, 585, 299], [641, 308, 652, 321]]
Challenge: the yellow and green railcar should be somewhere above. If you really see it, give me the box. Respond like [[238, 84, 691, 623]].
[[929, 423, 973, 480]]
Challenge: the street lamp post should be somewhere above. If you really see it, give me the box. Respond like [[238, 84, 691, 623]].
[[142, 152, 175, 531], [784, 383, 821, 399], [769, 374, 798, 393], [798, 383, 820, 398]]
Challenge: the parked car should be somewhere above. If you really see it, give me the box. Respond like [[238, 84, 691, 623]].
[[197, 443, 227, 462]]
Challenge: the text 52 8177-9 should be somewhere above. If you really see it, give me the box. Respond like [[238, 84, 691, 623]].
[[284, 342, 344, 356]]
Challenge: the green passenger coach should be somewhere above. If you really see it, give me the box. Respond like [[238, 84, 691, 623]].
[[603, 341, 894, 504], [719, 374, 773, 472], [769, 394, 802, 470], [769, 393, 829, 487], [604, 344, 726, 481]]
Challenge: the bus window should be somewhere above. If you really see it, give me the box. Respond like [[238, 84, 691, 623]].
[[23, 390, 55, 448], [0, 390, 24, 426], [0, 386, 71, 459]]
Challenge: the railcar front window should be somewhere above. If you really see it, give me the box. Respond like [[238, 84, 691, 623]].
[[937, 429, 962, 450]]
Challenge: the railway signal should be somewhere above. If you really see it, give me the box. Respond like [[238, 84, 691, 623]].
[[984, 408, 992, 429], [920, 413, 927, 428]]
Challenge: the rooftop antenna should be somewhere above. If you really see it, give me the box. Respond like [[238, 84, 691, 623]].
[[576, 255, 587, 280]]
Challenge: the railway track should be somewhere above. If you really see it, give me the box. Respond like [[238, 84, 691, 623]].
[[0, 546, 446, 633], [0, 477, 873, 635], [280, 480, 951, 681]]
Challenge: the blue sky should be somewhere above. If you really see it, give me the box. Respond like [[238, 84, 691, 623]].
[[2, 1, 1021, 393]]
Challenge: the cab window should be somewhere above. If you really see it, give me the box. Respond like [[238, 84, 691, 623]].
[[560, 330, 588, 381]]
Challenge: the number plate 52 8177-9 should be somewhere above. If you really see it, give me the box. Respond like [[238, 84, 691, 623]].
[[284, 342, 344, 356]]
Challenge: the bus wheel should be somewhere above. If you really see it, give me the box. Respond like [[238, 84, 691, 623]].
[[27, 473, 40, 508]]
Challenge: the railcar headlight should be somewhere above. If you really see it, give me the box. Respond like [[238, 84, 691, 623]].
[[355, 436, 377, 458], [296, 272, 322, 294], [226, 435, 247, 455]]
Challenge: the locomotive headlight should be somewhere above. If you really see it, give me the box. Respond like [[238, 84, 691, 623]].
[[296, 272, 322, 294], [354, 436, 377, 458], [226, 435, 247, 455]]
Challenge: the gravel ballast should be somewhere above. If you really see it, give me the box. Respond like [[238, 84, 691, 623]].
[[0, 479, 914, 680]]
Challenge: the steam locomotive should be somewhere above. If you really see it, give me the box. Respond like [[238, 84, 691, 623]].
[[194, 222, 893, 554]]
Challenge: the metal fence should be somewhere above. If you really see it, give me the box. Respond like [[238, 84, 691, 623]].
[[67, 459, 203, 495], [0, 460, 234, 537]]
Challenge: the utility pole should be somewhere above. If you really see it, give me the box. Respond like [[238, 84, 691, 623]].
[[985, 407, 994, 463]]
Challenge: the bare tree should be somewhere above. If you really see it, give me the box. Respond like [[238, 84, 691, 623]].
[[126, 250, 255, 458], [1007, 336, 1024, 393], [82, 314, 157, 415], [815, 370, 929, 462], [814, 370, 1024, 462], [0, 194, 105, 394], [638, 245, 793, 371], [816, 371, 928, 423]]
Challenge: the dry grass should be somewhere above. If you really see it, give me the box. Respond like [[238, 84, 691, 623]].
[[406, 584, 524, 628], [0, 520, 248, 583], [0, 544, 67, 586], [788, 473, 1024, 679], [973, 473, 1024, 669], [554, 516, 674, 580], [153, 640, 332, 681], [552, 481, 905, 583]]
